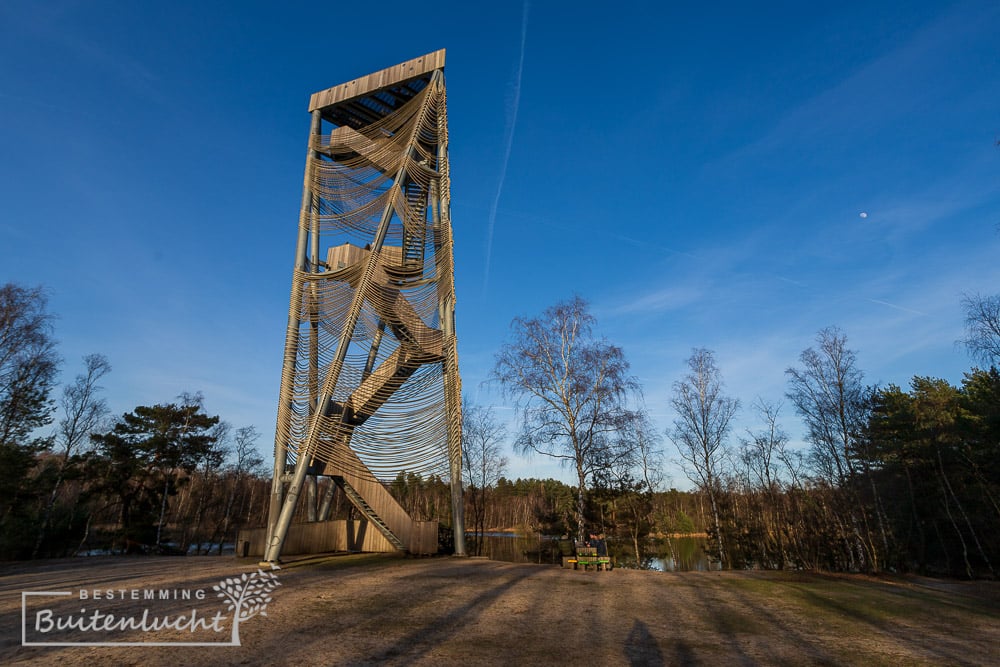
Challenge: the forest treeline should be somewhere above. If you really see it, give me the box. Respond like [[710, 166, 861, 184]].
[[2, 282, 999, 578], [0, 284, 272, 558], [471, 295, 1000, 579], [680, 366, 1000, 578]]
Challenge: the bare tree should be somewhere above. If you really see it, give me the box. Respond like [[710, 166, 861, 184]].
[[961, 292, 1000, 367], [740, 399, 788, 491], [631, 410, 666, 495], [33, 354, 111, 557], [597, 409, 663, 565], [786, 327, 887, 571], [669, 348, 739, 566], [785, 327, 866, 484], [0, 283, 59, 449], [217, 425, 263, 554], [184, 420, 230, 554], [492, 296, 639, 542], [461, 399, 508, 555], [739, 399, 793, 568], [0, 283, 60, 556]]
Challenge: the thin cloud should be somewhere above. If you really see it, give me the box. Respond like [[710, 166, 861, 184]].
[[483, 0, 529, 294], [715, 5, 995, 167], [867, 298, 927, 317], [775, 276, 807, 288], [605, 230, 699, 260], [3, 4, 164, 106], [612, 285, 705, 315], [866, 182, 1000, 240]]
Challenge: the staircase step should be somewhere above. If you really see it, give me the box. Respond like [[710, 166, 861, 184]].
[[333, 476, 406, 551]]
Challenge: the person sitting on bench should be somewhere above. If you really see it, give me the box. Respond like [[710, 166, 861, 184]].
[[588, 533, 607, 557]]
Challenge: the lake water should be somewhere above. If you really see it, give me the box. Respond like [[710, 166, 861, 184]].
[[469, 533, 712, 572]]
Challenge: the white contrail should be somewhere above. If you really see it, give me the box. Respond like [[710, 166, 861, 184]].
[[483, 1, 529, 294], [868, 298, 927, 316]]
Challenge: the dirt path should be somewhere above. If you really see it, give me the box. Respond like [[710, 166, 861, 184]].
[[2, 554, 998, 666]]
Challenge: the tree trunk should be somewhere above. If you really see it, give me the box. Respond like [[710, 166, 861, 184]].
[[32, 465, 67, 558], [218, 473, 241, 555], [937, 467, 973, 578], [937, 448, 993, 577], [73, 513, 92, 557], [156, 473, 171, 546]]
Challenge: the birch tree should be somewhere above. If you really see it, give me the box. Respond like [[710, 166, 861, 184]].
[[669, 348, 739, 567], [461, 399, 508, 555], [492, 297, 639, 542], [961, 292, 1000, 367], [33, 354, 111, 557], [785, 327, 866, 485], [0, 283, 59, 557], [785, 327, 885, 571]]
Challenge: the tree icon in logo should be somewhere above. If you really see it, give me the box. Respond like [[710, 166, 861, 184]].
[[213, 569, 281, 645]]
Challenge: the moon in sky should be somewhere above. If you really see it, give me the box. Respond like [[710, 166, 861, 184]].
[[859, 212, 868, 219]]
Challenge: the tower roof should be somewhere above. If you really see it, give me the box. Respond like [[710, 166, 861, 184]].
[[308, 50, 445, 128]]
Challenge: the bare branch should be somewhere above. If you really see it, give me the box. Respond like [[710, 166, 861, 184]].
[[491, 296, 640, 539], [961, 292, 1000, 367]]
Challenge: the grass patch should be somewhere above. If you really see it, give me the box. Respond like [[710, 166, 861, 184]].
[[727, 572, 1000, 630], [282, 551, 408, 572]]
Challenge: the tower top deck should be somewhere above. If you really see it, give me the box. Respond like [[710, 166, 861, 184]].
[[308, 49, 446, 128]]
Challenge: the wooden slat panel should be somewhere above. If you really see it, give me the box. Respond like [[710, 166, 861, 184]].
[[349, 347, 411, 419], [309, 49, 446, 112], [326, 243, 444, 356], [237, 520, 395, 556], [341, 466, 413, 547]]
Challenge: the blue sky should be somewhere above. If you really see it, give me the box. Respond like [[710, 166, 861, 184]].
[[2, 1, 998, 487]]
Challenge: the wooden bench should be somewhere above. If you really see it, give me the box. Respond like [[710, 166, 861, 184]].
[[564, 546, 612, 571]]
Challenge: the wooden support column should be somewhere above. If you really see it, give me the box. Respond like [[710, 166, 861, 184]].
[[266, 109, 322, 551]]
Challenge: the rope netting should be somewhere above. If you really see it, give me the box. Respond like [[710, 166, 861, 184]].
[[274, 72, 461, 485]]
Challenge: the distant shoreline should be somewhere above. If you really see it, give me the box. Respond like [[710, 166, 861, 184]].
[[479, 530, 710, 539]]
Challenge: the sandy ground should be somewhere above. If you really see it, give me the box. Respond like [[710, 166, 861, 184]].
[[1, 553, 998, 666]]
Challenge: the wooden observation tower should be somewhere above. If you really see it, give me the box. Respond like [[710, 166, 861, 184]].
[[264, 50, 464, 562]]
